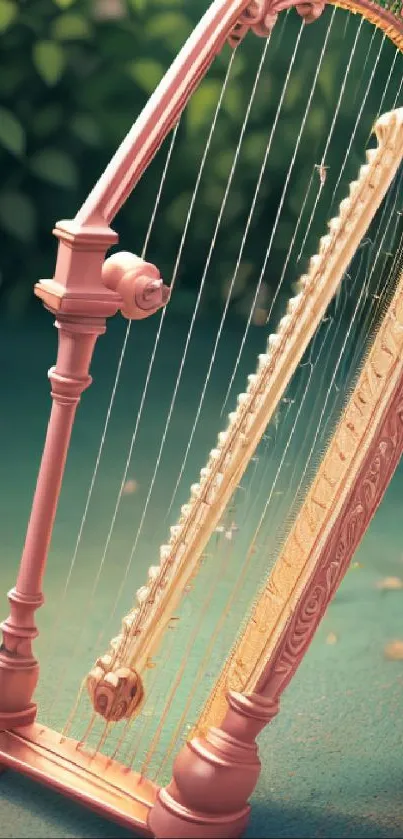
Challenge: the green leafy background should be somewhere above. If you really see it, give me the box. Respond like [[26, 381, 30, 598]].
[[0, 0, 400, 317]]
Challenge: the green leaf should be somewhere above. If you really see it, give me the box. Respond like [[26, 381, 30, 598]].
[[127, 0, 147, 11], [53, 0, 77, 7], [32, 105, 63, 138], [242, 132, 268, 166], [33, 41, 66, 86], [147, 12, 191, 45], [0, 108, 25, 156], [0, 0, 17, 33], [0, 191, 36, 242], [126, 59, 164, 94], [52, 13, 91, 40], [30, 149, 78, 188], [70, 113, 101, 146], [166, 192, 193, 232], [187, 80, 221, 134]]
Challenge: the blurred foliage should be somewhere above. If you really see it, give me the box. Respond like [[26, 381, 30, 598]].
[[0, 0, 400, 317]]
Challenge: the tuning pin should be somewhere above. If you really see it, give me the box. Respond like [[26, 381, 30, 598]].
[[349, 180, 358, 198], [160, 544, 171, 563], [170, 525, 181, 541], [339, 198, 350, 218], [309, 254, 321, 272], [358, 164, 369, 182], [191, 483, 200, 499], [365, 148, 377, 164], [148, 566, 159, 582], [328, 217, 340, 235], [180, 503, 191, 519], [136, 586, 149, 605], [228, 411, 237, 424], [268, 333, 280, 350], [287, 293, 302, 313], [237, 392, 248, 406], [258, 353, 268, 369], [319, 235, 331, 254], [122, 611, 137, 632]]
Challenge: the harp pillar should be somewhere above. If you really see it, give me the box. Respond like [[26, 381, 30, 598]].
[[0, 220, 120, 730], [148, 691, 279, 839]]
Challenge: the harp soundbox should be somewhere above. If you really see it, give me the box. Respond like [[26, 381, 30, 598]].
[[0, 1, 402, 837]]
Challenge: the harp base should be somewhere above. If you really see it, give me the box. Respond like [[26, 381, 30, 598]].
[[0, 722, 156, 836], [0, 704, 37, 729], [150, 787, 250, 838]]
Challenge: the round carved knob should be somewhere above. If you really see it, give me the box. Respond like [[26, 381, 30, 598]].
[[86, 659, 144, 722], [102, 251, 170, 320]]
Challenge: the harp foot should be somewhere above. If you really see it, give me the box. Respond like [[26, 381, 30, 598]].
[[148, 692, 278, 839], [149, 788, 249, 839]]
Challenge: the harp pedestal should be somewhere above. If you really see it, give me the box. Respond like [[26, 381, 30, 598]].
[[0, 216, 121, 729], [148, 692, 278, 839], [0, 316, 108, 730]]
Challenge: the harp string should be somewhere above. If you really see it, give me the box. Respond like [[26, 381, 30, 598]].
[[330, 33, 386, 208], [99, 38, 272, 675], [45, 52, 236, 718], [54, 42, 271, 728], [371, 48, 399, 129], [166, 11, 334, 519], [130, 184, 401, 776], [219, 8, 365, 416], [129, 240, 375, 774], [116, 35, 271, 581], [288, 200, 403, 524], [294, 16, 366, 264], [87, 50, 237, 609], [61, 174, 400, 770], [135, 525, 237, 778], [346, 169, 403, 377], [318, 172, 402, 411]]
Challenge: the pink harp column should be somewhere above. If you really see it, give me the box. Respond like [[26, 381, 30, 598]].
[[0, 0, 253, 730]]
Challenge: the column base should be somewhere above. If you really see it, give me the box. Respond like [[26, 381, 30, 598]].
[[150, 787, 249, 839], [0, 704, 37, 731]]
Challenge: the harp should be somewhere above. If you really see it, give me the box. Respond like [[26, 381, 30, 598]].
[[1, 0, 403, 836]]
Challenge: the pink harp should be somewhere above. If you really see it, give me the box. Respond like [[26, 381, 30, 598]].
[[1, 1, 403, 837]]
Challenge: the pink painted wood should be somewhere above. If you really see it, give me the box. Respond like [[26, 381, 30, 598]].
[[0, 0, 402, 836]]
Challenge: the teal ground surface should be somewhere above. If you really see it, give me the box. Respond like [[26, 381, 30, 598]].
[[0, 309, 402, 839]]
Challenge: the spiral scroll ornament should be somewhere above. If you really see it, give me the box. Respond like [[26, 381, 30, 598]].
[[228, 0, 326, 47]]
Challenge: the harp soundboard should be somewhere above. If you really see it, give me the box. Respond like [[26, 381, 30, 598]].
[[0, 1, 403, 837]]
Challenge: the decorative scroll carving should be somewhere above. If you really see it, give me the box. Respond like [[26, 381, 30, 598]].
[[266, 396, 403, 697], [102, 251, 170, 320], [198, 263, 403, 733], [86, 109, 403, 723], [228, 0, 325, 47], [228, 0, 403, 49]]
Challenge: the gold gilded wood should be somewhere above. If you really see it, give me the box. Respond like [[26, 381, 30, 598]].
[[86, 109, 403, 722], [198, 231, 403, 734], [331, 0, 403, 51]]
